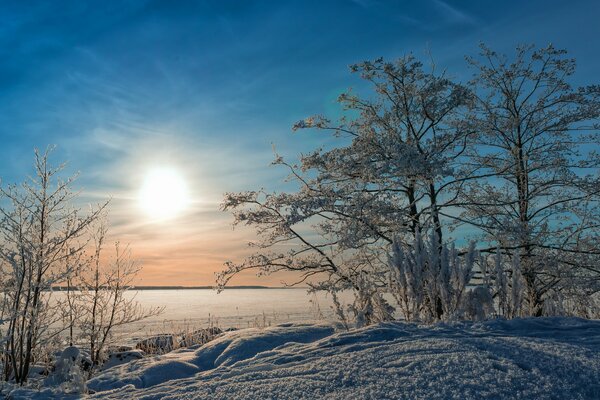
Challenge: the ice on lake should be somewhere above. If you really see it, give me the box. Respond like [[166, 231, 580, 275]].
[[51, 288, 352, 342]]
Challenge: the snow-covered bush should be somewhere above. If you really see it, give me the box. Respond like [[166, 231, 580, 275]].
[[490, 250, 525, 318], [461, 286, 494, 321], [135, 335, 176, 355], [101, 350, 144, 371], [44, 346, 86, 394], [179, 327, 222, 348], [485, 248, 600, 319], [387, 230, 481, 322], [347, 276, 395, 327]]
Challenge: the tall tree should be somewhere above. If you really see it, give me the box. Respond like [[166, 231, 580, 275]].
[[221, 56, 474, 321], [463, 44, 600, 315]]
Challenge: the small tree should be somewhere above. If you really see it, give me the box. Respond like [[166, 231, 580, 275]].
[[0, 147, 106, 384], [73, 221, 162, 377]]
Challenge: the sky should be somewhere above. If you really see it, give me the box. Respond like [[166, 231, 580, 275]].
[[1, 0, 599, 286]]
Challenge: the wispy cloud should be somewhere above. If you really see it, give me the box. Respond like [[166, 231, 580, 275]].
[[433, 0, 479, 26], [1, 0, 598, 285]]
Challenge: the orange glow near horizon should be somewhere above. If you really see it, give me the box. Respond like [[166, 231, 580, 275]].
[[103, 193, 301, 287]]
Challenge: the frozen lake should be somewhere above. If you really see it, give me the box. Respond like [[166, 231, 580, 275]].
[[52, 288, 352, 342]]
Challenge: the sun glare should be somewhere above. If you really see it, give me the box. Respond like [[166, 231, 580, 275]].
[[139, 168, 189, 220]]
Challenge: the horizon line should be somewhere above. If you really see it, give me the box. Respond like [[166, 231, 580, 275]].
[[50, 285, 310, 290]]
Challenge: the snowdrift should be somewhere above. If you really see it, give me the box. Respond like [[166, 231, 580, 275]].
[[9, 318, 600, 399]]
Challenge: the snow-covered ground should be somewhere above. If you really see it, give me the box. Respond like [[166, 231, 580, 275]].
[[8, 317, 600, 399]]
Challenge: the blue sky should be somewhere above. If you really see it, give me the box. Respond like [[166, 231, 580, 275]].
[[1, 0, 599, 285]]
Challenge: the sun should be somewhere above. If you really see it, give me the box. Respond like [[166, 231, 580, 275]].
[[139, 168, 190, 220]]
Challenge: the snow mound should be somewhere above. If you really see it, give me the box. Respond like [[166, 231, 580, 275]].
[[88, 317, 600, 399], [11, 318, 600, 399], [87, 323, 335, 392], [101, 350, 145, 371]]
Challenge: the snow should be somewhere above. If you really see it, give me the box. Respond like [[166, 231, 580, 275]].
[[101, 350, 145, 371], [6, 317, 600, 399], [87, 323, 335, 391]]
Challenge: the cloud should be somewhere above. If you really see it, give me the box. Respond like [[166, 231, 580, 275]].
[[2, 0, 598, 286], [433, 0, 478, 26]]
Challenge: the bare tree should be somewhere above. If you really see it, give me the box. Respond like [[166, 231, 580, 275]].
[[293, 56, 475, 245], [221, 55, 476, 322], [76, 222, 162, 377], [463, 44, 600, 315], [0, 147, 106, 384], [222, 47, 600, 323]]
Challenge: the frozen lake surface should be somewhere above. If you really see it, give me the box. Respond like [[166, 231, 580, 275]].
[[52, 288, 352, 341]]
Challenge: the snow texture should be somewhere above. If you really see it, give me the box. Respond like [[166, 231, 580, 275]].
[[7, 318, 600, 399], [101, 350, 145, 371]]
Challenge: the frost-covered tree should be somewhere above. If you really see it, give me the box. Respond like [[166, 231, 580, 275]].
[[462, 44, 600, 315], [0, 148, 106, 384], [75, 222, 162, 376], [222, 45, 600, 324], [221, 56, 475, 320], [293, 56, 474, 245]]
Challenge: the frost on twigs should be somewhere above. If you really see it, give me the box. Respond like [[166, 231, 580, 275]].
[[0, 147, 108, 385], [388, 230, 489, 322], [220, 45, 600, 327]]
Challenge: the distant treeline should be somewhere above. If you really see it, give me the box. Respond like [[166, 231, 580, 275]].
[[49, 285, 303, 291]]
